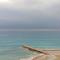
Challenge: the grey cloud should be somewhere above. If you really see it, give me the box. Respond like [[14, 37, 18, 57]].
[[0, 0, 60, 14], [0, 0, 60, 29]]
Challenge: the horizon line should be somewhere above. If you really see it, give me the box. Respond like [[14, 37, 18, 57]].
[[0, 29, 60, 31]]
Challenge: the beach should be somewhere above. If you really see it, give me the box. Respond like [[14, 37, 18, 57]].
[[20, 50, 60, 60], [32, 54, 60, 60], [20, 53, 60, 60]]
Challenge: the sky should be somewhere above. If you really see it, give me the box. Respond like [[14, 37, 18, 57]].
[[0, 0, 60, 29]]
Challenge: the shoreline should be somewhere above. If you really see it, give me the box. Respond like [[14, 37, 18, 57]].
[[21, 45, 60, 60], [20, 50, 60, 60]]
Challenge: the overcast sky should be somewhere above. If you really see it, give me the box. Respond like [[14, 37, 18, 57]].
[[0, 0, 60, 29]]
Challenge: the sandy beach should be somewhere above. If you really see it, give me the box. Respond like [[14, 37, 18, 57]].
[[20, 50, 60, 60], [21, 45, 60, 60], [32, 50, 60, 60]]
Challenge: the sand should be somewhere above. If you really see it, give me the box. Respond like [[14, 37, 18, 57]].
[[32, 51, 60, 60], [20, 55, 60, 60], [20, 51, 60, 60], [20, 54, 60, 60]]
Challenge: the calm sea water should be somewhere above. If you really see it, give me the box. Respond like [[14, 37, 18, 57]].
[[0, 31, 60, 60]]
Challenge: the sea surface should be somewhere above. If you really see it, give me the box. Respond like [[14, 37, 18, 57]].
[[0, 31, 60, 60]]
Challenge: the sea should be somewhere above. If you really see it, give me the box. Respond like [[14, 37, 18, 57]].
[[0, 30, 60, 60]]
